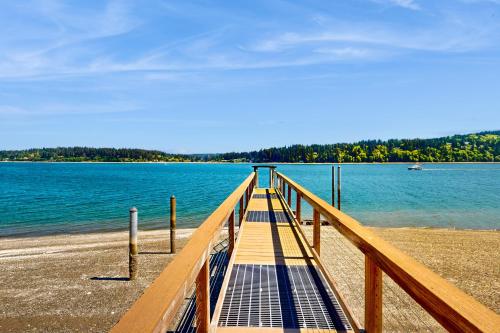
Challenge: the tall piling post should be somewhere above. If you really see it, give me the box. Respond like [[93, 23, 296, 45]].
[[337, 165, 341, 210], [129, 207, 138, 280], [170, 196, 176, 254], [332, 165, 335, 207]]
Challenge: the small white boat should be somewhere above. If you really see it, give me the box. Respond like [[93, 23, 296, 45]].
[[408, 164, 423, 170]]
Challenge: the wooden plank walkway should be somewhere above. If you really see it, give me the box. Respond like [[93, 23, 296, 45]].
[[212, 188, 354, 332]]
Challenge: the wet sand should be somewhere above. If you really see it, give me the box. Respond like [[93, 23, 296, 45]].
[[1, 227, 498, 332]]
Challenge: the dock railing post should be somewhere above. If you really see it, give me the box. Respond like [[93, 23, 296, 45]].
[[365, 256, 383, 333], [254, 167, 259, 188], [332, 165, 335, 207], [170, 196, 176, 254], [313, 208, 320, 255], [337, 164, 341, 210], [239, 196, 244, 226], [287, 183, 292, 206], [228, 210, 235, 255], [296, 193, 302, 224], [245, 187, 249, 211], [129, 207, 138, 280], [195, 258, 210, 333]]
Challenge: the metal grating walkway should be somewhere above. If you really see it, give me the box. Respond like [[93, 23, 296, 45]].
[[218, 264, 351, 330], [253, 193, 278, 199], [246, 210, 292, 223], [213, 188, 354, 332]]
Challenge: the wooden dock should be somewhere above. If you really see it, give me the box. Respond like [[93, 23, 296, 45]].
[[111, 167, 500, 333]]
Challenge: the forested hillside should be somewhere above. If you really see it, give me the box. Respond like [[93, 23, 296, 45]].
[[214, 131, 500, 163], [0, 147, 197, 162], [1, 131, 498, 162]]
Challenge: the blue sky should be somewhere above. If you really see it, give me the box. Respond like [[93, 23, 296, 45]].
[[1, 0, 499, 153]]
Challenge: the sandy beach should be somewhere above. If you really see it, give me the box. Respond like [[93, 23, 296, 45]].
[[0, 226, 498, 332]]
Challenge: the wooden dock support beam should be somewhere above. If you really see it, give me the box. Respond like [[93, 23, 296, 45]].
[[170, 196, 176, 254], [129, 207, 138, 280], [365, 256, 383, 333], [287, 184, 292, 206], [296, 192, 302, 224], [228, 210, 235, 256], [195, 258, 210, 333], [239, 196, 244, 226], [313, 208, 320, 255]]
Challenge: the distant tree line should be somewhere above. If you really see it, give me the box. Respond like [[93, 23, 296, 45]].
[[211, 131, 500, 163], [1, 131, 498, 163], [0, 147, 198, 162]]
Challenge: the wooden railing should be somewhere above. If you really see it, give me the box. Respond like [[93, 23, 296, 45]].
[[276, 172, 499, 333], [111, 172, 256, 333]]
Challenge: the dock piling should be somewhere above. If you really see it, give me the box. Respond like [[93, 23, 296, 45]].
[[296, 192, 302, 224], [129, 207, 138, 280], [170, 196, 176, 254], [332, 165, 335, 207], [337, 165, 341, 210]]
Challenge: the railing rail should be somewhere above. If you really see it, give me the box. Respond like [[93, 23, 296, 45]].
[[111, 172, 256, 333], [276, 172, 499, 333]]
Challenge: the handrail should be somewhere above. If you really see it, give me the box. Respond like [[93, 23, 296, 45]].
[[276, 172, 499, 333], [111, 172, 256, 333]]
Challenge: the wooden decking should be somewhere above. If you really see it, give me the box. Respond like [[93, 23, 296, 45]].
[[212, 188, 354, 332]]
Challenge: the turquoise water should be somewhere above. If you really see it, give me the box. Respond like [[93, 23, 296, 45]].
[[0, 163, 498, 237]]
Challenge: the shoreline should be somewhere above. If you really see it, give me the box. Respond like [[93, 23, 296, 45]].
[[1, 160, 499, 164], [1, 224, 498, 241]]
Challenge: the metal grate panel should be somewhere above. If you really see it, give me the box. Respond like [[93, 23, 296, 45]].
[[252, 193, 278, 199], [246, 210, 291, 223], [218, 264, 351, 330]]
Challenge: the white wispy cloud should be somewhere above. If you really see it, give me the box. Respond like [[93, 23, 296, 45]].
[[371, 0, 421, 10], [0, 101, 139, 117]]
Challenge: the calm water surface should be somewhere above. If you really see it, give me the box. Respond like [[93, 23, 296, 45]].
[[0, 163, 498, 237]]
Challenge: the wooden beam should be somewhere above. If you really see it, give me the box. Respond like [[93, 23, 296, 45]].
[[239, 197, 244, 227], [313, 208, 320, 255], [195, 258, 210, 333], [228, 210, 235, 256], [296, 193, 302, 224], [287, 184, 292, 206], [365, 256, 382, 333]]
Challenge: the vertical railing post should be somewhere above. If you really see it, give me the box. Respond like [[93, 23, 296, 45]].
[[228, 210, 235, 255], [170, 196, 176, 254], [365, 256, 383, 333], [245, 187, 249, 211], [287, 184, 292, 206], [255, 168, 259, 188], [269, 169, 273, 188], [313, 208, 320, 255], [129, 207, 138, 280], [195, 258, 210, 333], [296, 193, 302, 224], [337, 164, 341, 210], [239, 196, 244, 226], [332, 165, 335, 207]]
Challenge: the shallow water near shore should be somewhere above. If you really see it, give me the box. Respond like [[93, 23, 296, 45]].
[[0, 162, 499, 237]]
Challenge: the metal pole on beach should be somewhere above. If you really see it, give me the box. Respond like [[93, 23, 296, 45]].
[[170, 196, 176, 254], [129, 207, 138, 280]]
